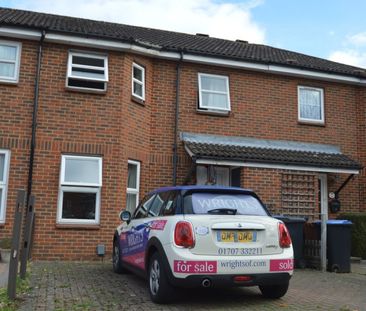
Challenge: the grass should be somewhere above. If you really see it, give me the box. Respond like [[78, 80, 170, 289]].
[[0, 272, 31, 311]]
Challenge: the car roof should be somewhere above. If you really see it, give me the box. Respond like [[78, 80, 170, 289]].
[[148, 185, 255, 195]]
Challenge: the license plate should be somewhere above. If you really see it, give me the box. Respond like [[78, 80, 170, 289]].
[[217, 231, 256, 243]]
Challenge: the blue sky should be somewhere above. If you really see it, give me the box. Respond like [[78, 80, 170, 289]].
[[1, 0, 366, 68]]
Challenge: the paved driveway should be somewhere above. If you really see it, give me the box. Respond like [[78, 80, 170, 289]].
[[19, 261, 366, 311]]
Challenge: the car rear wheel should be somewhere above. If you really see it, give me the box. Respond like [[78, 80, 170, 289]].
[[148, 252, 175, 303], [259, 282, 289, 299], [112, 238, 126, 274]]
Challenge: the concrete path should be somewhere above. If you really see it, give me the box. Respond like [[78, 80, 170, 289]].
[[17, 261, 366, 311]]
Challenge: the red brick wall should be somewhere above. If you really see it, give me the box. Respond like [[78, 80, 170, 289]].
[[0, 37, 365, 260], [0, 39, 37, 237]]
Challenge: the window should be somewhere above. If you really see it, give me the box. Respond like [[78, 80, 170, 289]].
[[132, 63, 145, 100], [0, 150, 10, 223], [66, 51, 108, 92], [126, 160, 140, 213], [298, 86, 324, 123], [198, 73, 230, 112], [134, 194, 154, 219], [162, 191, 178, 216], [57, 155, 102, 225], [0, 40, 21, 83]]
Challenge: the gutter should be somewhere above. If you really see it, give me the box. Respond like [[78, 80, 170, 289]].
[[1, 27, 366, 86], [27, 30, 45, 204], [172, 50, 184, 185]]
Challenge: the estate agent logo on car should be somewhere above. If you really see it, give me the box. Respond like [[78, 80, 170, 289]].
[[113, 186, 294, 303]]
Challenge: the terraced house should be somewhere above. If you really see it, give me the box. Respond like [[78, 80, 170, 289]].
[[0, 7, 365, 260]]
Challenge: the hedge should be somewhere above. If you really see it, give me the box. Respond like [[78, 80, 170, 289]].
[[338, 213, 366, 259]]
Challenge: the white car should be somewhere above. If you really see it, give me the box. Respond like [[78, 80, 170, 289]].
[[113, 186, 293, 303]]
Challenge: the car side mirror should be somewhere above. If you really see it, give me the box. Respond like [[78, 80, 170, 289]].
[[119, 210, 131, 223]]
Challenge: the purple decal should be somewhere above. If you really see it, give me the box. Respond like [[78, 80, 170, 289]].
[[120, 222, 150, 270]]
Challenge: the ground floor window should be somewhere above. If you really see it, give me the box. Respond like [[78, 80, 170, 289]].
[[57, 155, 102, 225], [0, 149, 10, 223], [126, 160, 140, 212]]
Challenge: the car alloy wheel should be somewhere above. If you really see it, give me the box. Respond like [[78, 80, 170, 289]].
[[149, 258, 160, 296]]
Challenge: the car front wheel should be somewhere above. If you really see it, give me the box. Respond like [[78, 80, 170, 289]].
[[148, 252, 175, 303], [259, 282, 289, 299], [112, 238, 126, 274]]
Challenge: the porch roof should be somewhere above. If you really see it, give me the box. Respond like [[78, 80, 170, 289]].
[[181, 132, 362, 174]]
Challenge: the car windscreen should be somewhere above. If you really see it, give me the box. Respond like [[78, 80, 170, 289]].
[[183, 192, 267, 216]]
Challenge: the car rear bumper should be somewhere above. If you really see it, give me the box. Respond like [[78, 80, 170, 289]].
[[168, 272, 291, 288]]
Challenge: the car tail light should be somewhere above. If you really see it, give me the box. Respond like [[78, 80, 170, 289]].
[[174, 221, 195, 248], [278, 222, 292, 248]]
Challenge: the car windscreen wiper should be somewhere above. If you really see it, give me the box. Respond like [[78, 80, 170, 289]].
[[207, 208, 237, 215]]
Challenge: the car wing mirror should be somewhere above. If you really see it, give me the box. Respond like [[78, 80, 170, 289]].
[[119, 210, 131, 224]]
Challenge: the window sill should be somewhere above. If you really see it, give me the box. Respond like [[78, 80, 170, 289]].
[[65, 86, 107, 95], [0, 222, 5, 228], [196, 109, 230, 117], [55, 223, 100, 230], [0, 79, 19, 85], [131, 95, 145, 106], [298, 120, 325, 127]]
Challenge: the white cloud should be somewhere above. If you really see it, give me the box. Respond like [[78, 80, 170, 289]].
[[10, 0, 265, 43], [348, 32, 366, 46], [329, 50, 366, 68]]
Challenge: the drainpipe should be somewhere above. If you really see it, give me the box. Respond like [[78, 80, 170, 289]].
[[27, 30, 46, 205], [172, 50, 184, 186]]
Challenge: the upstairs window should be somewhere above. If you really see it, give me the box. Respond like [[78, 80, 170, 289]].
[[298, 86, 324, 124], [57, 155, 102, 225], [126, 160, 140, 213], [66, 51, 108, 92], [0, 40, 21, 83], [198, 73, 230, 112], [132, 63, 145, 100], [0, 150, 10, 223]]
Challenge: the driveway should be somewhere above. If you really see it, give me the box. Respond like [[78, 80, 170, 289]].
[[18, 261, 366, 311]]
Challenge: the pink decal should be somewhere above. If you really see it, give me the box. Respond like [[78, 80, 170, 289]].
[[150, 220, 168, 230], [270, 259, 294, 272], [174, 260, 217, 274], [122, 251, 145, 269], [120, 233, 127, 241]]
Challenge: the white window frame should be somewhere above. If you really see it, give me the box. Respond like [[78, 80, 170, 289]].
[[0, 149, 10, 223], [127, 160, 141, 210], [57, 155, 102, 225], [132, 63, 145, 100], [298, 86, 324, 124], [0, 40, 22, 84], [66, 51, 108, 91], [198, 73, 231, 112]]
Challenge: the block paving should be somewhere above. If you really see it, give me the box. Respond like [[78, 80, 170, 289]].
[[17, 261, 366, 311]]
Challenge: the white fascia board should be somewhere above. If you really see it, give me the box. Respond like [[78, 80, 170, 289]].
[[195, 158, 360, 174], [0, 26, 42, 40], [2, 27, 366, 85], [269, 65, 366, 85], [45, 33, 179, 60], [185, 54, 366, 86]]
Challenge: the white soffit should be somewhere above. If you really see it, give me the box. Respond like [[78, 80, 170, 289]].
[[1, 26, 366, 85]]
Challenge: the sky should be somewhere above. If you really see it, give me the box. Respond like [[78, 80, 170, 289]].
[[1, 0, 366, 68]]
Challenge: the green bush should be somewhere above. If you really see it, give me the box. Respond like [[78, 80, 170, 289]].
[[338, 213, 366, 259]]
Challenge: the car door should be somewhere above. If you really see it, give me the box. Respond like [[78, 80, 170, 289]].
[[120, 194, 156, 270]]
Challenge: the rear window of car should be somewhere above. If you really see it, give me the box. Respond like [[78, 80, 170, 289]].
[[183, 192, 267, 216]]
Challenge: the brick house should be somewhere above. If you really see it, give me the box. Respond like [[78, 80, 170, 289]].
[[0, 7, 365, 260]]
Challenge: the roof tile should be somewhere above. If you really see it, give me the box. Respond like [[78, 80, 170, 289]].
[[1, 7, 365, 77]]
